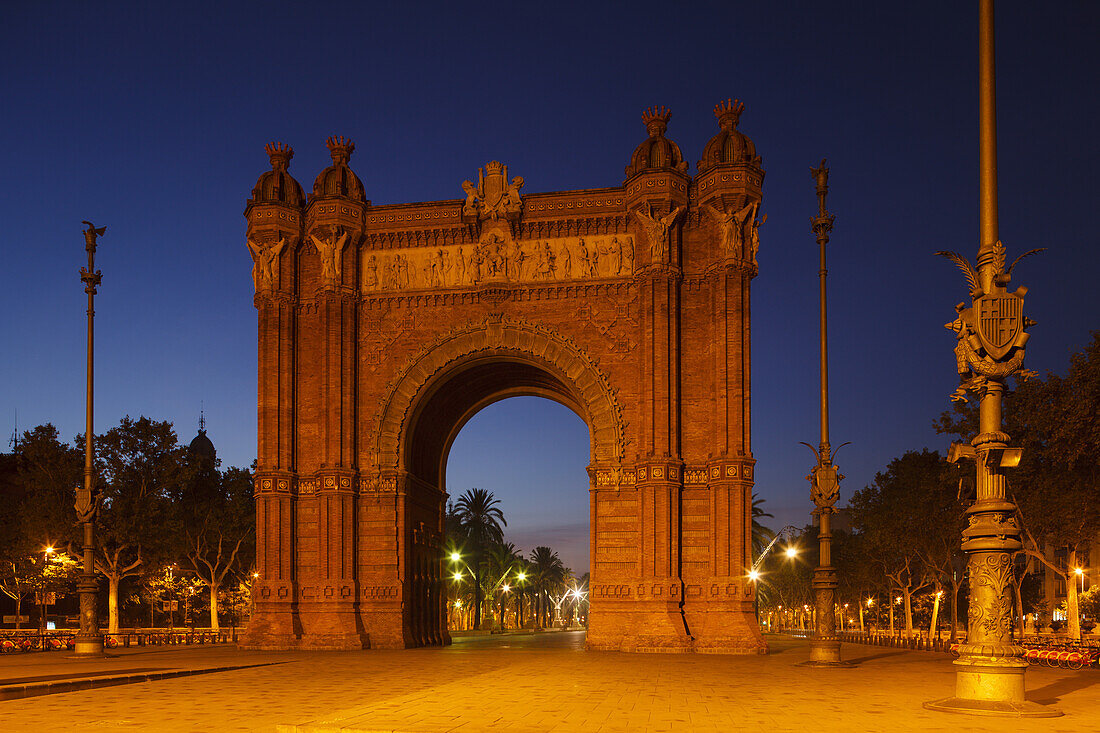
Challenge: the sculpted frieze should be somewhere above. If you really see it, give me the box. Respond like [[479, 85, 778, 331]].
[[361, 234, 635, 293]]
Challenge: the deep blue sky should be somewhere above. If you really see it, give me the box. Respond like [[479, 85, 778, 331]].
[[2, 2, 1097, 574]]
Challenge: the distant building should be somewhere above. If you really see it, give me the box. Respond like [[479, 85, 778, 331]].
[[188, 412, 216, 463], [1032, 534, 1099, 624]]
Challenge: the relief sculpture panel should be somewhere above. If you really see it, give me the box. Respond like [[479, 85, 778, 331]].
[[361, 234, 635, 293]]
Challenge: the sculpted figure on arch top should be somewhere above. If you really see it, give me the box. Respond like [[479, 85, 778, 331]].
[[460, 162, 524, 223], [309, 226, 349, 285], [703, 202, 754, 258], [749, 203, 766, 265], [246, 236, 286, 292], [633, 205, 684, 264]]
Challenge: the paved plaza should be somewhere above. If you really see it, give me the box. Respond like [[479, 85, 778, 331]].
[[0, 632, 1095, 732]]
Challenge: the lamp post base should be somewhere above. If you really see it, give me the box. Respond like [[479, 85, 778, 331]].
[[806, 638, 843, 663], [923, 697, 1061, 718], [797, 638, 855, 667], [809, 637, 840, 663], [924, 657, 1061, 717], [71, 634, 107, 657]]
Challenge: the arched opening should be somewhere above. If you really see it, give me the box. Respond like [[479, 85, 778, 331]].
[[406, 358, 588, 489], [365, 318, 627, 649], [443, 396, 590, 639], [398, 354, 598, 646]]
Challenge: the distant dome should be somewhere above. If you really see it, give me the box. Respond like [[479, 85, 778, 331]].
[[698, 99, 761, 172], [249, 142, 305, 207], [310, 135, 366, 203], [624, 106, 688, 178], [188, 413, 216, 462]]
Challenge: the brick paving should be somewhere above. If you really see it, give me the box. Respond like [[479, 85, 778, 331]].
[[0, 632, 1094, 732]]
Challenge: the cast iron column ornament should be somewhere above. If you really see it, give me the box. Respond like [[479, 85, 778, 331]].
[[74, 220, 105, 656], [798, 160, 850, 666], [924, 0, 1057, 717]]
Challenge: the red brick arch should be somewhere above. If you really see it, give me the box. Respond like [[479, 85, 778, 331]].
[[242, 118, 767, 654]]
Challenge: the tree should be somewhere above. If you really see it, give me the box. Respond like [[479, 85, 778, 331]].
[[452, 488, 506, 630], [181, 465, 254, 631], [849, 451, 958, 638], [528, 545, 565, 628], [1008, 333, 1100, 639], [94, 416, 185, 633], [751, 493, 775, 559], [0, 426, 82, 629], [832, 529, 883, 632], [144, 564, 191, 629], [937, 332, 1100, 639], [485, 542, 520, 629]]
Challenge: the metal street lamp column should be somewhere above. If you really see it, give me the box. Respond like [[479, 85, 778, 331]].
[[74, 221, 105, 657], [801, 160, 847, 666], [924, 0, 1057, 717]]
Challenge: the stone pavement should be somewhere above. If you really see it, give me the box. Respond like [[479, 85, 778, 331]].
[[0, 632, 1095, 732]]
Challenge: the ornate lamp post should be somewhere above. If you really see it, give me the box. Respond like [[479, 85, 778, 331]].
[[925, 0, 1057, 717], [800, 160, 850, 666], [73, 221, 105, 656]]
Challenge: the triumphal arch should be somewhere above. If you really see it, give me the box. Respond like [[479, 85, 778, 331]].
[[241, 101, 766, 654]]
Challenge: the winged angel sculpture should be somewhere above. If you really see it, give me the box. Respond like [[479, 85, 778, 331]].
[[703, 202, 754, 258], [310, 227, 349, 285], [633, 206, 684, 263], [247, 237, 286, 291]]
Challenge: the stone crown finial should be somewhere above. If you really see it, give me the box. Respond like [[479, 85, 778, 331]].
[[714, 99, 745, 130], [326, 135, 355, 165], [641, 106, 671, 137], [265, 141, 293, 171]]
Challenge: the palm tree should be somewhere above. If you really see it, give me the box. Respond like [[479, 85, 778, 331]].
[[453, 488, 506, 629], [486, 542, 521, 629], [751, 493, 775, 558], [529, 546, 565, 628], [512, 556, 531, 628]]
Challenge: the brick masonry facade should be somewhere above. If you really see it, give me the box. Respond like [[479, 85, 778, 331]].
[[240, 103, 768, 653]]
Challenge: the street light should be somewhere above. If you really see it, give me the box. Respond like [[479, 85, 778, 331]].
[[39, 546, 56, 634], [74, 221, 105, 656], [1075, 567, 1084, 594], [925, 0, 1056, 718], [800, 157, 851, 667]]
